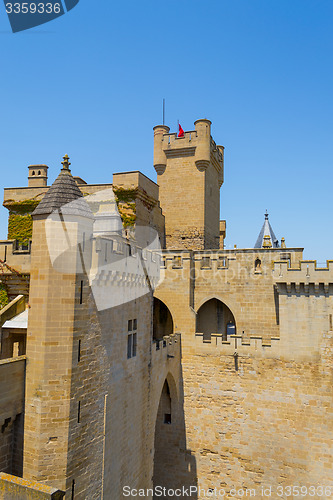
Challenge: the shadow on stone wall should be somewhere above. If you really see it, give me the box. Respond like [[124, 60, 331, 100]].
[[153, 368, 198, 499]]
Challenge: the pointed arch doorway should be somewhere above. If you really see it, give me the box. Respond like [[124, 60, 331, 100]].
[[196, 298, 236, 341]]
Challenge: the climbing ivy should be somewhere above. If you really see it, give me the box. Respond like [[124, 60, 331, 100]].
[[8, 214, 33, 244], [3, 199, 40, 214], [113, 187, 137, 204], [120, 213, 137, 228], [3, 198, 40, 244], [0, 283, 8, 310], [113, 188, 137, 228]]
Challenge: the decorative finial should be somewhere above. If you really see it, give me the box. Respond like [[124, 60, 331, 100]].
[[61, 154, 71, 170], [265, 210, 269, 220], [263, 234, 272, 248]]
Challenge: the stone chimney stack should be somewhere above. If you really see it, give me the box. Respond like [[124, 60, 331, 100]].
[[28, 165, 48, 187]]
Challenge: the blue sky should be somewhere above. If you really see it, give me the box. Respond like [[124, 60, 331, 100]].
[[0, 0, 332, 261]]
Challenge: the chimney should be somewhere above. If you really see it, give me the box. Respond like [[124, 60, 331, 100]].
[[28, 165, 48, 187]]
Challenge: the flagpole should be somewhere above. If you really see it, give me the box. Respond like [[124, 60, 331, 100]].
[[177, 119, 179, 136], [162, 98, 165, 126]]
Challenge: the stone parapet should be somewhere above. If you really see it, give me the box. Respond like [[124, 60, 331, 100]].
[[0, 473, 65, 499], [273, 259, 333, 286], [0, 356, 26, 426], [194, 333, 280, 358], [152, 333, 181, 363]]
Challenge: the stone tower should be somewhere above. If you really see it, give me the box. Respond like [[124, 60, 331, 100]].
[[23, 155, 94, 492], [28, 164, 48, 187], [153, 119, 224, 249]]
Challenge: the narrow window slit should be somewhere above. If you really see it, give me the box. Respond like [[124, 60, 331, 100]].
[[71, 479, 75, 500], [79, 281, 83, 304]]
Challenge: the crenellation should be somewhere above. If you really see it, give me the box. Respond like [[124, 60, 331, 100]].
[[0, 120, 332, 499], [194, 332, 282, 356], [274, 259, 333, 281]]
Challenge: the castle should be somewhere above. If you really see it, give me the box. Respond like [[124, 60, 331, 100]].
[[0, 119, 332, 499]]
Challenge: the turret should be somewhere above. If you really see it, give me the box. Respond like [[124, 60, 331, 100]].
[[28, 164, 48, 187], [194, 119, 211, 171], [153, 119, 224, 250], [153, 125, 170, 175], [23, 155, 95, 494]]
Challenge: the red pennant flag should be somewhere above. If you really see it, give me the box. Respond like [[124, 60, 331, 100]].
[[178, 124, 185, 137]]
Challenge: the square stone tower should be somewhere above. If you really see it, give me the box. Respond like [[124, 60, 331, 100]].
[[153, 119, 224, 250]]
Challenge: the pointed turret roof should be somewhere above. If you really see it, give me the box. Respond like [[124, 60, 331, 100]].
[[254, 211, 279, 248], [32, 155, 94, 219]]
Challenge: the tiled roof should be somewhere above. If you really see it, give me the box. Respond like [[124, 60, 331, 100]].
[[32, 156, 94, 219], [254, 211, 279, 248]]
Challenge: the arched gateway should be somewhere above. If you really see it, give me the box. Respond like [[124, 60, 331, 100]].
[[153, 298, 174, 341], [196, 298, 236, 341], [152, 375, 198, 499]]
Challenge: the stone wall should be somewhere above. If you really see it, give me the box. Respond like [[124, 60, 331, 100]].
[[156, 248, 304, 341], [155, 249, 333, 498], [23, 214, 93, 491], [181, 330, 333, 497], [3, 170, 165, 251], [23, 211, 183, 499], [0, 472, 65, 499], [0, 357, 25, 477]]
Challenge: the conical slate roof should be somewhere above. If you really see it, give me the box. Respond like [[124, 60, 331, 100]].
[[32, 155, 94, 219], [254, 211, 279, 248]]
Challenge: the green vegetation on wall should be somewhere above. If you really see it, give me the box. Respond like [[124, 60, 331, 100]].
[[0, 283, 8, 310], [3, 199, 40, 214], [113, 188, 137, 228], [120, 211, 136, 228], [3, 199, 40, 244], [113, 187, 137, 204], [8, 214, 33, 245]]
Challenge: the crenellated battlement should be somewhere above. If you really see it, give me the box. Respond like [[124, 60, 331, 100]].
[[159, 248, 304, 281], [152, 333, 181, 362], [159, 129, 197, 147], [156, 130, 224, 169], [273, 260, 333, 287], [88, 235, 163, 311], [194, 333, 280, 358], [153, 119, 224, 250], [154, 120, 223, 174]]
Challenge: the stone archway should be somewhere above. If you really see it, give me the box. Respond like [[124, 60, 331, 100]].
[[152, 370, 198, 499], [196, 298, 236, 341], [152, 377, 176, 496], [153, 298, 174, 341]]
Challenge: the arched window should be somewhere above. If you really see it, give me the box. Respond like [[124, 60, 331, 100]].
[[255, 258, 262, 272], [153, 298, 174, 341], [196, 298, 236, 341]]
